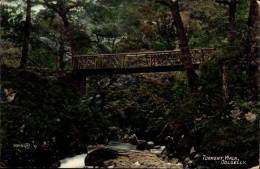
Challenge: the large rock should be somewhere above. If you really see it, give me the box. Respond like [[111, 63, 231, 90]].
[[147, 141, 155, 149], [85, 148, 118, 168], [0, 162, 6, 168], [128, 134, 138, 145], [122, 134, 129, 142], [154, 145, 161, 149], [136, 140, 149, 150], [157, 123, 199, 162], [103, 150, 183, 168]]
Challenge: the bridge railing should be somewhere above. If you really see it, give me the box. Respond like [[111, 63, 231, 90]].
[[73, 48, 215, 70]]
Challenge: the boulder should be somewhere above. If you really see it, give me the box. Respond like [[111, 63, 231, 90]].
[[128, 134, 138, 145], [85, 148, 118, 168], [189, 146, 197, 160], [147, 141, 155, 149], [122, 134, 129, 142], [137, 140, 149, 150], [157, 123, 199, 162], [104, 149, 184, 168], [154, 145, 161, 149], [0, 162, 6, 168]]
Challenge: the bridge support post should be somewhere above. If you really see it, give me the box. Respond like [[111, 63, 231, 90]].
[[72, 71, 86, 97]]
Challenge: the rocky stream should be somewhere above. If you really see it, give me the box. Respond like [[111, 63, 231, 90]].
[[59, 140, 185, 169]]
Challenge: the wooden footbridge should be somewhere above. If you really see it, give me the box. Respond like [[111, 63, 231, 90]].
[[71, 48, 216, 95], [24, 48, 215, 95], [72, 48, 215, 75]]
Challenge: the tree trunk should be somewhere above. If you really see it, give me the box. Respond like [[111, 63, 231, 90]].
[[168, 1, 199, 92], [222, 61, 229, 103], [247, 0, 260, 100], [61, 15, 76, 62], [20, 0, 31, 68], [215, 0, 238, 41], [59, 41, 65, 69], [43, 1, 79, 68], [100, 91, 106, 112], [228, 1, 237, 41], [223, 1, 238, 103], [156, 0, 199, 92], [39, 55, 43, 69], [216, 0, 238, 103], [73, 72, 86, 97], [55, 53, 58, 70]]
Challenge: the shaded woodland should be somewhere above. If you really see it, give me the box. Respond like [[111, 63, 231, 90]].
[[0, 0, 259, 168]]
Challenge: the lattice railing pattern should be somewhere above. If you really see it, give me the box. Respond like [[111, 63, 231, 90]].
[[73, 48, 215, 70]]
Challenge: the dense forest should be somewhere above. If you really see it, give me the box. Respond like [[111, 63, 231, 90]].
[[0, 0, 259, 168]]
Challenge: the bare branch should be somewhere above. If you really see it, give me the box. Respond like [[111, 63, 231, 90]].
[[215, 0, 239, 5], [155, 0, 171, 6], [64, 3, 82, 14], [155, 0, 178, 9], [43, 1, 62, 15]]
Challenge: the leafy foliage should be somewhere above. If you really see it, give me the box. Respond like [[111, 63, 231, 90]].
[[183, 1, 228, 48], [0, 0, 259, 168], [1, 65, 104, 167], [194, 101, 259, 169], [0, 2, 25, 45], [0, 41, 22, 66], [194, 40, 259, 168]]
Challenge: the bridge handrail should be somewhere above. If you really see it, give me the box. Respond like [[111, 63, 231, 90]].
[[73, 48, 215, 70], [74, 48, 215, 57]]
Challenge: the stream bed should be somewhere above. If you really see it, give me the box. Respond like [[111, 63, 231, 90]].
[[59, 141, 165, 168]]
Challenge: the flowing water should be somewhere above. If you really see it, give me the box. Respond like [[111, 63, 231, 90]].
[[59, 140, 165, 168], [59, 154, 87, 168]]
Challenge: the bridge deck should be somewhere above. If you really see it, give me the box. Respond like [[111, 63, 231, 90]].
[[73, 48, 215, 74]]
